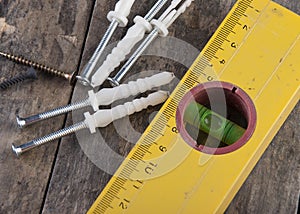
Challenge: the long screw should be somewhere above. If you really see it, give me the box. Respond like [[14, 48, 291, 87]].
[[77, 0, 136, 86], [90, 0, 169, 88], [76, 20, 119, 86], [0, 51, 76, 84], [16, 72, 174, 128], [0, 67, 37, 90], [108, 0, 194, 86], [12, 91, 168, 156], [16, 99, 91, 128], [12, 121, 88, 156], [108, 28, 159, 86]]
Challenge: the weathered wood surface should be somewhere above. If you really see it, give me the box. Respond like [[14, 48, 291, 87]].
[[0, 0, 299, 213], [0, 0, 94, 213]]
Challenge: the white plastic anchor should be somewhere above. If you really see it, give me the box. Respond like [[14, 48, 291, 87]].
[[107, 0, 136, 27], [88, 71, 175, 111], [85, 90, 169, 133], [107, 0, 194, 86], [16, 72, 174, 128], [152, 0, 194, 36], [90, 0, 171, 88], [77, 0, 136, 86], [12, 91, 169, 156]]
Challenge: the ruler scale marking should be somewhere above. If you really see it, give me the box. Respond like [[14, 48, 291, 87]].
[[217, 1, 271, 78], [88, 0, 300, 212]]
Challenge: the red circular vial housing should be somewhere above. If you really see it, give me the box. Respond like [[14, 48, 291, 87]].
[[176, 81, 257, 155]]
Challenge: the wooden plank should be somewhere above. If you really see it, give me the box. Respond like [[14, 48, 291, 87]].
[[0, 0, 94, 213], [0, 0, 297, 213], [43, 0, 300, 213]]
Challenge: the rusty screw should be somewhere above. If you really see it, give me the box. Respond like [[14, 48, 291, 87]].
[[0, 67, 37, 90], [0, 51, 76, 84]]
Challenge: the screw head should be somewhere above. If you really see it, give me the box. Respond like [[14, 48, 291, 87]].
[[107, 77, 120, 87], [68, 71, 78, 85], [16, 115, 26, 128], [11, 144, 22, 157], [76, 75, 93, 87]]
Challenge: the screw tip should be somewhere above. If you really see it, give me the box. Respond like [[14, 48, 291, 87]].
[[11, 144, 22, 157]]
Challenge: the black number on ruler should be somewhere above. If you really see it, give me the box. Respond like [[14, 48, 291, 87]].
[[231, 42, 237, 48], [172, 127, 179, 134], [133, 180, 143, 189], [159, 145, 167, 152], [119, 199, 130, 210], [243, 25, 248, 31], [119, 202, 127, 209], [207, 76, 214, 81], [220, 59, 226, 64], [145, 162, 158, 175]]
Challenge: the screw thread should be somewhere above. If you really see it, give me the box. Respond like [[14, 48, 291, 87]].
[[12, 121, 88, 156], [112, 28, 159, 84], [0, 68, 37, 90], [39, 99, 91, 119], [32, 121, 88, 147], [0, 51, 73, 81], [78, 20, 119, 85], [144, 0, 168, 21], [16, 99, 91, 128]]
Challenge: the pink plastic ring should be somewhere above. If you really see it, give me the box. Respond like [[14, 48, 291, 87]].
[[176, 81, 257, 155]]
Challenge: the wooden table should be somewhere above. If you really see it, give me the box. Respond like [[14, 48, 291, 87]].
[[0, 0, 299, 213]]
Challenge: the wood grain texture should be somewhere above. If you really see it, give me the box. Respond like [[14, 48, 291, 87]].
[[0, 0, 299, 213], [0, 0, 94, 213]]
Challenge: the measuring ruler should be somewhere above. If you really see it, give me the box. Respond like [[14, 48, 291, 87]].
[[88, 0, 300, 213]]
